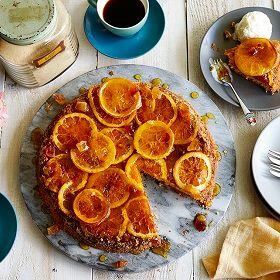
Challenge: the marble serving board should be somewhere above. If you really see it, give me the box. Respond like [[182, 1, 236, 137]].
[[19, 65, 236, 273]]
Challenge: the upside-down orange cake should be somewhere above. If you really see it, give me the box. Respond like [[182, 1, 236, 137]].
[[37, 77, 219, 254], [225, 38, 280, 94]]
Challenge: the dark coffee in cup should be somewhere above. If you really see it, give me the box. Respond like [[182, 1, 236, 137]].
[[103, 0, 146, 28]]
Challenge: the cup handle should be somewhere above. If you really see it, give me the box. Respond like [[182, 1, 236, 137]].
[[88, 0, 97, 7]]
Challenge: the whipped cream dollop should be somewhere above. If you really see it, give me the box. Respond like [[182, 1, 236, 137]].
[[234, 11, 272, 41]]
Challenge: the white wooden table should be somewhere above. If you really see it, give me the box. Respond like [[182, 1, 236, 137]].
[[1, 0, 279, 279]]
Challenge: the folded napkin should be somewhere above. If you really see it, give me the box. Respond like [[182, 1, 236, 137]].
[[202, 217, 280, 279]]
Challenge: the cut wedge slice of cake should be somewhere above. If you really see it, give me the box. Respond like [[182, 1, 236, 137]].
[[225, 38, 280, 94]]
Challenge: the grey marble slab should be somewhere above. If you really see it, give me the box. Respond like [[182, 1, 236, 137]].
[[19, 65, 236, 273]]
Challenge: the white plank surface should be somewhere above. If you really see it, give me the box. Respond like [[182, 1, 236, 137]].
[[0, 0, 279, 279], [0, 1, 96, 279], [187, 0, 280, 279]]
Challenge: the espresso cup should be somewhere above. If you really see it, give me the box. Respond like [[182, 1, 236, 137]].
[[87, 0, 149, 37]]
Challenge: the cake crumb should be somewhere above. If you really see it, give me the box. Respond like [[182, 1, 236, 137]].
[[113, 260, 128, 268], [79, 87, 87, 95], [224, 30, 233, 40], [53, 93, 67, 105], [47, 224, 60, 235], [45, 102, 52, 113]]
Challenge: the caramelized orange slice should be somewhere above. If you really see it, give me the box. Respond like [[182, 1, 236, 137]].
[[136, 84, 156, 113], [58, 181, 75, 215], [235, 38, 277, 76], [52, 113, 97, 151], [88, 86, 136, 127], [101, 128, 134, 164], [70, 133, 116, 173], [170, 103, 198, 145], [43, 154, 88, 192], [73, 189, 110, 224], [82, 207, 128, 238], [137, 156, 167, 181], [136, 86, 177, 126], [125, 154, 144, 191], [134, 121, 174, 159], [126, 153, 167, 183], [99, 78, 141, 117], [187, 138, 203, 152], [173, 152, 212, 193], [124, 196, 158, 239], [86, 168, 131, 208]]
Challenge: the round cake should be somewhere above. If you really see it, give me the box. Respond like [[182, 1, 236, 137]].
[[36, 78, 219, 254]]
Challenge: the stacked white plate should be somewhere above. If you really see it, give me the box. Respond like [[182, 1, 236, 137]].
[[251, 116, 280, 219]]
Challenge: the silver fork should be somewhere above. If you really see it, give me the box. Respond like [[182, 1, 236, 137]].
[[268, 149, 280, 178], [209, 58, 256, 126]]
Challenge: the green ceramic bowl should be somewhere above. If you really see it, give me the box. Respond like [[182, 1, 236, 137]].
[[0, 193, 17, 262]]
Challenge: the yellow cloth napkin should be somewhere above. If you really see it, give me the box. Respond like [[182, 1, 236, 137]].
[[202, 217, 280, 279]]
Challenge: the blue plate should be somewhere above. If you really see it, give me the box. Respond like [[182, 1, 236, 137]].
[[83, 0, 165, 59], [0, 193, 17, 262]]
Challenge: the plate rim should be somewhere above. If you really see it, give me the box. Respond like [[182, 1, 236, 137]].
[[19, 64, 236, 272], [250, 163, 280, 221], [251, 115, 280, 215], [83, 0, 165, 60], [199, 6, 280, 111]]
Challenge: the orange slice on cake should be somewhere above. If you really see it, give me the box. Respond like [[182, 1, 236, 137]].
[[187, 138, 203, 152], [123, 196, 158, 239], [234, 38, 277, 76], [73, 189, 110, 224], [134, 121, 174, 160], [42, 154, 88, 193], [137, 156, 167, 181], [101, 128, 134, 164], [135, 84, 156, 122], [136, 84, 156, 112], [70, 132, 116, 173], [136, 86, 177, 126], [88, 86, 136, 127], [86, 168, 131, 208], [52, 113, 97, 151], [125, 154, 144, 191], [170, 103, 198, 145], [99, 78, 141, 117], [58, 181, 75, 215], [82, 207, 128, 238], [126, 153, 167, 184], [173, 152, 212, 193]]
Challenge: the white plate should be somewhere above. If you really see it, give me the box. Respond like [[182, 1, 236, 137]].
[[252, 116, 280, 216]]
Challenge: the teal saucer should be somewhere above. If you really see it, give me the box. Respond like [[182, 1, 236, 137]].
[[0, 193, 17, 262], [83, 0, 165, 59]]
